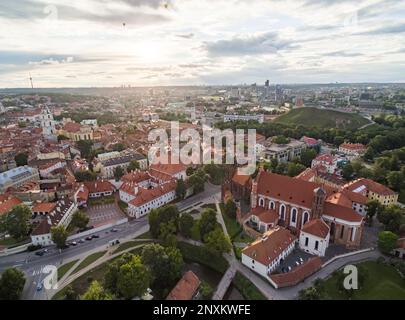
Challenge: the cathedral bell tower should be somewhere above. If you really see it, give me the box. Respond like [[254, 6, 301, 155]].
[[312, 187, 326, 219]]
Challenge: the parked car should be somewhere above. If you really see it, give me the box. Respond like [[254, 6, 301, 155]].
[[35, 250, 45, 256], [71, 241, 78, 246], [79, 239, 85, 244], [85, 236, 92, 241], [111, 228, 118, 233], [92, 234, 100, 239]]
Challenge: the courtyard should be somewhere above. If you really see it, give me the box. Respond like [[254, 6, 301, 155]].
[[86, 203, 126, 228]]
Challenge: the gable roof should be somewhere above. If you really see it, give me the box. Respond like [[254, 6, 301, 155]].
[[0, 195, 23, 216], [323, 202, 363, 223], [242, 227, 296, 266], [256, 171, 323, 208], [166, 271, 201, 300], [301, 219, 330, 239], [129, 181, 176, 207]]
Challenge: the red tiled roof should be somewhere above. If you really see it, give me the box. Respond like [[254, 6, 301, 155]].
[[32, 202, 56, 213], [323, 202, 363, 223], [121, 171, 150, 184], [166, 271, 201, 300], [301, 219, 330, 239], [84, 180, 114, 194], [63, 122, 81, 133], [251, 207, 279, 224], [242, 227, 296, 266], [269, 257, 322, 288], [344, 178, 396, 196], [0, 195, 23, 216], [149, 163, 186, 176], [232, 172, 251, 186], [256, 171, 325, 208], [129, 181, 176, 207]]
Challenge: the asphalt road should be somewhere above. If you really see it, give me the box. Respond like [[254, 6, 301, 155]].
[[0, 182, 221, 300]]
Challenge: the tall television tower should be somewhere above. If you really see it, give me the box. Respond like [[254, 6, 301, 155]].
[[29, 73, 34, 89]]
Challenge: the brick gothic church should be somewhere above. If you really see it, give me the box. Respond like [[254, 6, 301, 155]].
[[244, 168, 365, 249]]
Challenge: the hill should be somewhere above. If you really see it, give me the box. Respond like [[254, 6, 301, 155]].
[[274, 107, 370, 130]]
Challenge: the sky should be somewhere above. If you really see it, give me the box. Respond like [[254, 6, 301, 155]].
[[0, 0, 405, 88]]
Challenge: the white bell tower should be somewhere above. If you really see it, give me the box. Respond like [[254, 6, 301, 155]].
[[40, 106, 56, 140]]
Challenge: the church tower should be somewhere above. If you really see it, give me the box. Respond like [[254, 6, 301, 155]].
[[40, 106, 56, 140], [312, 187, 326, 219]]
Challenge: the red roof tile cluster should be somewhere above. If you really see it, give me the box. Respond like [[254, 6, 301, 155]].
[[242, 227, 296, 266], [250, 207, 279, 224], [32, 202, 57, 213], [150, 163, 186, 176], [166, 271, 201, 300], [63, 122, 82, 133], [129, 181, 177, 207], [301, 219, 330, 239], [344, 178, 396, 196], [269, 257, 322, 288], [0, 195, 23, 216], [323, 202, 363, 222], [84, 180, 114, 194]]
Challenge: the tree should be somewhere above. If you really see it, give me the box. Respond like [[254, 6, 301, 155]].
[[387, 171, 404, 191], [74, 170, 97, 182], [81, 281, 113, 300], [127, 160, 140, 172], [377, 205, 404, 233], [186, 167, 195, 176], [0, 267, 26, 300], [287, 162, 306, 177], [378, 231, 399, 254], [366, 200, 382, 226], [179, 213, 194, 238], [298, 287, 322, 300], [198, 209, 218, 240], [148, 205, 180, 239], [116, 255, 151, 300], [112, 143, 125, 152], [158, 220, 178, 247], [64, 285, 77, 300], [51, 225, 68, 248], [0, 205, 31, 240], [200, 281, 213, 299], [188, 173, 205, 194], [175, 178, 187, 200], [204, 228, 232, 255], [71, 210, 89, 230], [104, 253, 134, 295], [141, 244, 183, 296], [342, 163, 354, 181], [224, 198, 237, 219], [57, 134, 69, 142], [14, 152, 28, 167], [300, 148, 317, 167], [76, 140, 94, 159], [113, 166, 124, 181]]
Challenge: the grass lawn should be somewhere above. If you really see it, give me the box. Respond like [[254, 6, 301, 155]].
[[219, 203, 242, 239], [0, 237, 30, 248], [274, 107, 370, 130], [71, 251, 106, 275], [53, 247, 145, 300], [201, 203, 216, 211], [232, 272, 266, 300], [113, 240, 152, 254], [178, 242, 229, 273], [232, 232, 255, 244], [58, 260, 79, 280], [322, 261, 405, 300], [88, 195, 115, 206], [118, 200, 128, 211], [135, 230, 152, 239]]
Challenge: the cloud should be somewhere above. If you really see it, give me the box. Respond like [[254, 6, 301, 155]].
[[322, 51, 364, 57], [355, 23, 405, 35], [176, 33, 194, 39], [203, 32, 297, 57], [29, 56, 74, 65]]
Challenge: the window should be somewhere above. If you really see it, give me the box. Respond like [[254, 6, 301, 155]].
[[305, 237, 309, 246], [315, 241, 319, 250], [291, 208, 297, 223], [269, 201, 275, 210], [279, 204, 285, 220], [259, 198, 265, 207], [302, 211, 309, 226], [340, 225, 345, 239]]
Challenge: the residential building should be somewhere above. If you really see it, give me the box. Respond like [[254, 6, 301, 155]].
[[223, 114, 264, 124], [343, 178, 398, 206], [0, 195, 23, 217], [0, 166, 40, 193], [258, 138, 306, 162], [241, 227, 297, 277], [30, 199, 77, 246], [58, 122, 93, 141], [338, 143, 366, 157], [299, 219, 330, 256], [98, 153, 148, 179], [166, 271, 201, 300]]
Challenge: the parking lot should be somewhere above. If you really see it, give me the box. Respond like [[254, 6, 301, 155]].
[[276, 249, 314, 273], [86, 203, 126, 228]]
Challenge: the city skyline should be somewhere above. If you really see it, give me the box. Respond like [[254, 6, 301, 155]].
[[1, 0, 405, 88]]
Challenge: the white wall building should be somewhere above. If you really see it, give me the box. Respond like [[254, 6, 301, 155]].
[[299, 219, 330, 257]]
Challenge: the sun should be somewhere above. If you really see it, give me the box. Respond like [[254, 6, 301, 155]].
[[135, 41, 164, 63]]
